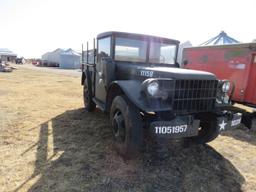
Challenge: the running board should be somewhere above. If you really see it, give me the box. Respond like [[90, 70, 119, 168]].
[[93, 98, 106, 112]]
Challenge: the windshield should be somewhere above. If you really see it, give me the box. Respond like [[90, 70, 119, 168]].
[[149, 42, 177, 65], [115, 37, 147, 62], [114, 37, 177, 65]]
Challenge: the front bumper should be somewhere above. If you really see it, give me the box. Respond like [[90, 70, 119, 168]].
[[217, 112, 242, 132], [150, 115, 200, 138], [149, 112, 242, 138]]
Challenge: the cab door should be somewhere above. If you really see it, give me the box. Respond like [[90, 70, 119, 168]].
[[95, 36, 112, 103]]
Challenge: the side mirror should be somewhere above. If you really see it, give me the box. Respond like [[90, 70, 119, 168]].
[[183, 60, 188, 66]]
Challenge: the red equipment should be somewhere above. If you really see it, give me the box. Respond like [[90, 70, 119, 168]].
[[182, 43, 256, 129]]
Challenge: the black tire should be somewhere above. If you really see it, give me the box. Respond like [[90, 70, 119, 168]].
[[186, 115, 219, 144], [110, 95, 143, 158], [83, 71, 96, 112]]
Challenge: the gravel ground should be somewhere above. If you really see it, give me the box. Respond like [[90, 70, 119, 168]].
[[0, 67, 256, 192]]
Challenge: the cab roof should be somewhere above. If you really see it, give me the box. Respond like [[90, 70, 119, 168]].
[[97, 31, 180, 44]]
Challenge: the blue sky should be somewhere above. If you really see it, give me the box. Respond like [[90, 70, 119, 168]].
[[0, 0, 255, 58]]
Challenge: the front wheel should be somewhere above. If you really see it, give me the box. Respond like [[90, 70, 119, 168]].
[[110, 96, 143, 158]]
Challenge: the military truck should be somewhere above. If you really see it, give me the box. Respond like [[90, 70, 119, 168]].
[[81, 31, 242, 157]]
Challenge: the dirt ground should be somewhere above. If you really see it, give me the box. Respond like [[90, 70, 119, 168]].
[[16, 64, 81, 77], [1, 66, 256, 192]]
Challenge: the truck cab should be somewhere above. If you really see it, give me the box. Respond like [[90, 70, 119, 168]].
[[81, 31, 242, 158]]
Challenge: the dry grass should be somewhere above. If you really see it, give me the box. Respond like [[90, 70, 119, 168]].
[[0, 66, 256, 192]]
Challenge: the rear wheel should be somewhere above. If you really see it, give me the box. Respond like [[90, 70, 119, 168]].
[[186, 115, 219, 144], [110, 96, 143, 158], [83, 71, 96, 112]]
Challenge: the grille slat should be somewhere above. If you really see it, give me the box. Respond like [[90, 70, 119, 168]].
[[173, 79, 218, 113]]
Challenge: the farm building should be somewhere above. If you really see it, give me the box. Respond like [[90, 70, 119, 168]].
[[177, 41, 192, 64], [179, 31, 240, 67], [200, 31, 240, 46], [0, 48, 17, 63], [42, 48, 81, 69]]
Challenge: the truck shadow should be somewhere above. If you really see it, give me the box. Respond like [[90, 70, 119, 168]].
[[23, 108, 244, 192]]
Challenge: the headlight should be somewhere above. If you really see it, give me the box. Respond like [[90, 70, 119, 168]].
[[142, 78, 170, 99], [147, 81, 159, 96], [222, 81, 231, 93]]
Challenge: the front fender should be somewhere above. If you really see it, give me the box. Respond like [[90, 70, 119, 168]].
[[110, 80, 171, 113]]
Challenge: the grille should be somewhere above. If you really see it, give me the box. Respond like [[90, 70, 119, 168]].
[[172, 80, 218, 113]]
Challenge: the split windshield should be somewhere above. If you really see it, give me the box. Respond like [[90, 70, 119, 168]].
[[115, 37, 147, 62], [149, 42, 176, 65], [114, 37, 177, 65]]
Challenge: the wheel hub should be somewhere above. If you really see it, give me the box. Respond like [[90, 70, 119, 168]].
[[112, 110, 125, 142]]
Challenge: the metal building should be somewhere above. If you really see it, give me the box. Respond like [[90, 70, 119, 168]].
[[0, 48, 17, 63], [59, 49, 81, 69], [200, 31, 240, 46], [178, 41, 192, 65], [42, 48, 81, 69]]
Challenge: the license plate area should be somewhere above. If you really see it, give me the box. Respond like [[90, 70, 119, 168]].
[[218, 112, 242, 131], [231, 113, 242, 127], [150, 116, 199, 138]]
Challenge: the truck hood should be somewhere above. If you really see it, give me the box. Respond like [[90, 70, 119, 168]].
[[141, 66, 216, 80]]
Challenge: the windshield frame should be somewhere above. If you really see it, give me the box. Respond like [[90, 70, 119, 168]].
[[148, 41, 178, 65], [113, 33, 179, 66], [114, 37, 148, 63]]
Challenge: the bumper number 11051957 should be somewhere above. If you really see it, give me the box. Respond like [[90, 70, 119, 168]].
[[155, 125, 188, 134]]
